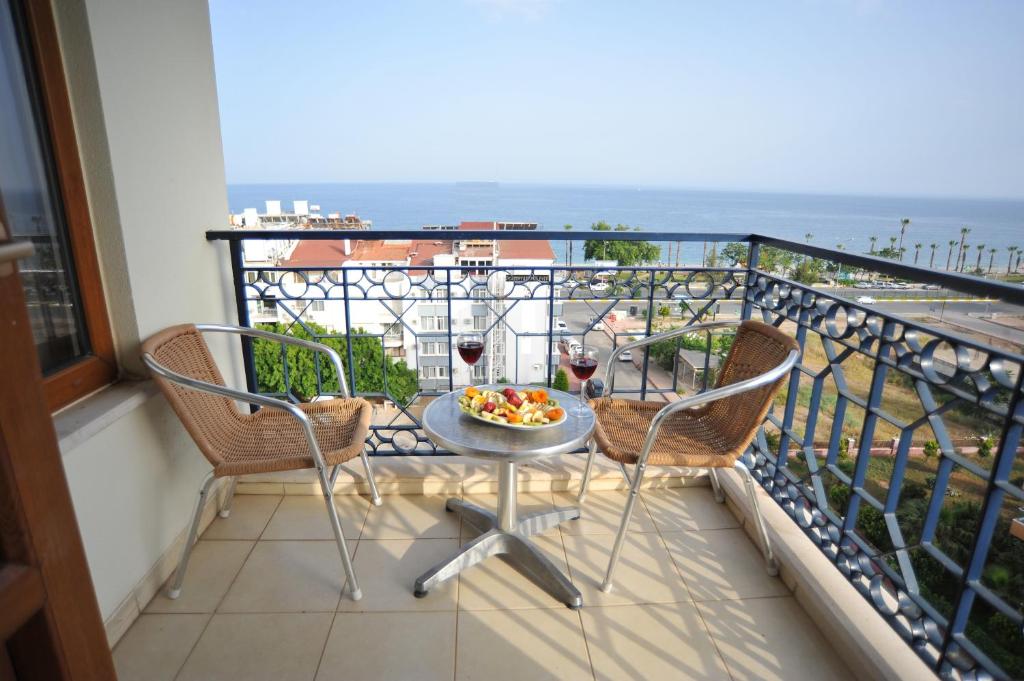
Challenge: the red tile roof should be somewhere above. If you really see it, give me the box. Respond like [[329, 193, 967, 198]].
[[459, 221, 496, 231], [284, 240, 352, 267], [498, 239, 555, 260]]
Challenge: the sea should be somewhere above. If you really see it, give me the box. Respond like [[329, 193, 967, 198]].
[[226, 183, 1023, 269]]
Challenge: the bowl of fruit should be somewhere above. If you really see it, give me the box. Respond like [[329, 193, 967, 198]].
[[457, 386, 566, 429]]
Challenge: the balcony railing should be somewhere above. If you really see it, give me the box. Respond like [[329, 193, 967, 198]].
[[208, 228, 1023, 680]]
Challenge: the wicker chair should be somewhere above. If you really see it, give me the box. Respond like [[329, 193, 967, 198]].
[[577, 319, 800, 593], [141, 323, 379, 602]]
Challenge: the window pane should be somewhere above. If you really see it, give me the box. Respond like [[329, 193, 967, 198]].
[[0, 0, 90, 374]]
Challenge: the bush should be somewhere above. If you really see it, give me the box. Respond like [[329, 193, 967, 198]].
[[978, 435, 995, 459], [552, 368, 569, 392], [923, 440, 939, 459]]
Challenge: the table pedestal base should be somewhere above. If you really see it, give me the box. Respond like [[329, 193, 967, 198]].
[[413, 461, 583, 609]]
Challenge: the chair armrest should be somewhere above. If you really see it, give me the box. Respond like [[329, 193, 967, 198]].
[[141, 352, 328, 469], [631, 347, 800, 469], [604, 320, 741, 394], [196, 323, 350, 398]]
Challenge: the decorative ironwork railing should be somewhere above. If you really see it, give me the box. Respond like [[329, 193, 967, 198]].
[[209, 229, 1023, 680]]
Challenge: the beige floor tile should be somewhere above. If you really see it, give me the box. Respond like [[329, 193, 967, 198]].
[[456, 608, 592, 681], [219, 540, 353, 613], [316, 612, 456, 681], [562, 533, 692, 606], [642, 486, 740, 532], [555, 490, 659, 535], [662, 528, 789, 601], [581, 603, 730, 681], [459, 491, 555, 539], [338, 538, 459, 612], [146, 541, 254, 613], [112, 613, 210, 681], [177, 613, 332, 681], [202, 495, 282, 540], [458, 534, 573, 610], [261, 495, 370, 540], [697, 596, 854, 681], [360, 494, 461, 539]]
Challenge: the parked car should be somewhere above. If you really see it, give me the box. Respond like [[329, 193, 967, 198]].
[[618, 349, 633, 362], [590, 282, 609, 292], [854, 282, 872, 289], [856, 295, 877, 305], [554, 320, 568, 332], [924, 284, 942, 291]]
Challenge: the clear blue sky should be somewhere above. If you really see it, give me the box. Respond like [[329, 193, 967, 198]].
[[209, 0, 1024, 198]]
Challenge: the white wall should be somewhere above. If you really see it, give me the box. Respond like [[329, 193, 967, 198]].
[[51, 0, 238, 638]]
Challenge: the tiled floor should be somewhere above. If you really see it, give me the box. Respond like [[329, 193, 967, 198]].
[[114, 488, 853, 681]]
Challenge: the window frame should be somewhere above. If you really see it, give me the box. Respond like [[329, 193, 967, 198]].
[[14, 0, 116, 411]]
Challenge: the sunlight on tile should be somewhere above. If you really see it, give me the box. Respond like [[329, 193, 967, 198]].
[[316, 612, 456, 681], [337, 538, 458, 612], [562, 532, 691, 606], [219, 540, 351, 613], [555, 490, 658, 535], [456, 608, 592, 681], [662, 528, 788, 601], [458, 534, 570, 610], [202, 495, 282, 540], [261, 494, 369, 540], [177, 613, 332, 681], [698, 596, 854, 681], [360, 494, 461, 539], [582, 603, 731, 681], [641, 486, 740, 532]]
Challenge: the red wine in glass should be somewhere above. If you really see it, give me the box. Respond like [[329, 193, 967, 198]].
[[457, 333, 484, 366], [569, 348, 599, 415], [570, 356, 598, 380], [457, 341, 484, 364]]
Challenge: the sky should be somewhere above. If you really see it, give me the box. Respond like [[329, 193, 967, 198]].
[[209, 0, 1024, 199]]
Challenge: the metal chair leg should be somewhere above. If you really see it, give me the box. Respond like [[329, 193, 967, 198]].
[[736, 460, 778, 576], [708, 467, 725, 503], [218, 476, 238, 518], [361, 450, 382, 507], [317, 467, 362, 600], [601, 459, 648, 593], [167, 471, 216, 599], [577, 439, 598, 503]]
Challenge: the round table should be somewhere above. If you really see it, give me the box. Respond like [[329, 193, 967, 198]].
[[414, 385, 595, 609]]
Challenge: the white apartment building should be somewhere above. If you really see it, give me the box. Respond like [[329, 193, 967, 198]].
[[242, 222, 561, 392]]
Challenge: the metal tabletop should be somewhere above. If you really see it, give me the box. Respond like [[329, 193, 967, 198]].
[[421, 385, 596, 460]]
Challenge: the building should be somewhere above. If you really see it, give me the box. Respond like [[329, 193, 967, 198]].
[[245, 222, 561, 391], [230, 199, 372, 230]]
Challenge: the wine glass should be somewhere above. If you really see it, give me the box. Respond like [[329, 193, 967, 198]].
[[456, 333, 485, 382], [569, 347, 598, 416]]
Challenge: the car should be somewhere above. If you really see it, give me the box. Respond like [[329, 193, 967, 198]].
[[554, 320, 568, 332], [856, 295, 876, 305], [590, 282, 609, 292], [924, 284, 942, 291], [618, 349, 633, 362]]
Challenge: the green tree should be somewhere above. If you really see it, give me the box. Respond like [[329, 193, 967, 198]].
[[957, 226, 971, 271], [583, 221, 660, 266], [552, 368, 569, 392], [923, 440, 939, 460], [898, 217, 911, 260], [253, 322, 418, 405], [720, 242, 749, 266]]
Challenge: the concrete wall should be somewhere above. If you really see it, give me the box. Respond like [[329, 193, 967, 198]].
[[50, 0, 239, 642]]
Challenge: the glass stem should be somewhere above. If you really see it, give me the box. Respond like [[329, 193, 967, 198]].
[[579, 378, 587, 415]]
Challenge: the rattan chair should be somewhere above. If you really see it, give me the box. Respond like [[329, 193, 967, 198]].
[[141, 323, 380, 602], [577, 319, 800, 592]]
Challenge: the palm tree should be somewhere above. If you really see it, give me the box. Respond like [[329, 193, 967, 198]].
[[929, 243, 938, 269], [1015, 247, 1022, 272], [987, 247, 997, 274], [946, 240, 957, 270], [869, 236, 878, 254], [913, 243, 923, 265], [564, 224, 573, 267], [898, 218, 911, 261], [1007, 246, 1019, 274], [959, 243, 969, 272], [805, 232, 813, 243], [974, 243, 985, 272], [957, 227, 971, 271]]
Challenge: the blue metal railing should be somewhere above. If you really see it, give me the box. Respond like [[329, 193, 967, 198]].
[[209, 229, 1023, 679]]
